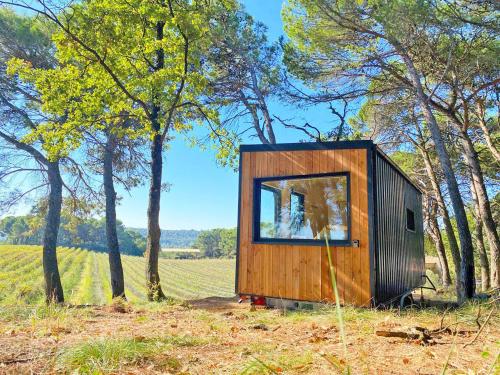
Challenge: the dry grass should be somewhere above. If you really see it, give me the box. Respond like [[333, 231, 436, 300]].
[[0, 296, 498, 374]]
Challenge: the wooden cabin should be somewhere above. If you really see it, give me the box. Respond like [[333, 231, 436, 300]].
[[235, 140, 425, 307]]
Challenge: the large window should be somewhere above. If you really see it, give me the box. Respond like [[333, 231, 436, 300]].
[[254, 173, 350, 245]]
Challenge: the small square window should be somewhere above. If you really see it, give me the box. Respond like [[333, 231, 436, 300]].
[[406, 208, 416, 232]]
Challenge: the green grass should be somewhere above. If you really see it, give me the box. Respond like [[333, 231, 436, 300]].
[[0, 244, 235, 305], [56, 335, 204, 374]]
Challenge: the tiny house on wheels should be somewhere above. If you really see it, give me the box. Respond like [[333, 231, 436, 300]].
[[235, 140, 425, 307]]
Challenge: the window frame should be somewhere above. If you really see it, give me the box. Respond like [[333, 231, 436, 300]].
[[252, 172, 351, 246], [405, 208, 416, 232], [260, 184, 282, 235]]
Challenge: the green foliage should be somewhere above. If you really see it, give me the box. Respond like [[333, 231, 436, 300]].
[[128, 228, 200, 248], [193, 228, 236, 258], [7, 0, 236, 160], [205, 7, 282, 167], [0, 8, 54, 68], [56, 335, 203, 374], [0, 203, 145, 255]]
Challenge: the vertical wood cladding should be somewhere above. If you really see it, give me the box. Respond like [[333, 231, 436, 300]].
[[237, 148, 372, 306], [374, 153, 425, 302]]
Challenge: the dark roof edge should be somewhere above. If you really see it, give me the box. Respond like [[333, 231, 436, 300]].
[[239, 140, 374, 152], [375, 147, 423, 194]]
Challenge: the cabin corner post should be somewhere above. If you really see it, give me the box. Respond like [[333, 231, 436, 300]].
[[235, 149, 243, 294], [367, 143, 378, 306]]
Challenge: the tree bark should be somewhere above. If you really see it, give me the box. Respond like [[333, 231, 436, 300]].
[[239, 90, 271, 144], [145, 18, 167, 302], [398, 51, 475, 301], [145, 124, 166, 301], [103, 132, 126, 299], [476, 99, 500, 163], [43, 162, 64, 303], [459, 128, 500, 288], [427, 201, 451, 287], [249, 67, 276, 144], [470, 173, 491, 291], [420, 148, 461, 283]]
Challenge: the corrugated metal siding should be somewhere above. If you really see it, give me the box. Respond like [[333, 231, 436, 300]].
[[375, 152, 425, 303]]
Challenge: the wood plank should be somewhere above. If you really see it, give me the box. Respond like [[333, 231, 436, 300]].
[[290, 151, 302, 299], [318, 150, 329, 301], [265, 244, 272, 296], [281, 151, 294, 175], [273, 153, 286, 298], [359, 149, 371, 305], [276, 245, 286, 298], [304, 151, 315, 299], [324, 150, 337, 301], [299, 248, 308, 300], [350, 149, 362, 305], [311, 247, 322, 301], [336, 150, 346, 303], [267, 152, 275, 298], [238, 152, 249, 293], [247, 152, 256, 293], [256, 152, 268, 295]]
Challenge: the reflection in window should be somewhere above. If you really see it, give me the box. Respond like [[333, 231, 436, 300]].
[[290, 191, 305, 235], [256, 174, 349, 241], [260, 186, 281, 238]]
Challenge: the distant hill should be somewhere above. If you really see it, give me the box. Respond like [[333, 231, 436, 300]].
[[128, 228, 200, 248]]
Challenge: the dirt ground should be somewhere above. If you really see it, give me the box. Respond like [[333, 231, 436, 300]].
[[0, 296, 498, 374]]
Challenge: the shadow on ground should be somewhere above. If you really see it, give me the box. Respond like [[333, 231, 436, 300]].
[[186, 296, 241, 311]]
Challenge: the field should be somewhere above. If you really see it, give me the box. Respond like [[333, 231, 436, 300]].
[[0, 245, 235, 305], [0, 245, 498, 374]]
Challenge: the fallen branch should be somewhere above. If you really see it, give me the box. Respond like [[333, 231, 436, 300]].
[[376, 327, 435, 345], [463, 307, 495, 348], [375, 322, 479, 346], [376, 330, 423, 339], [0, 351, 54, 365]]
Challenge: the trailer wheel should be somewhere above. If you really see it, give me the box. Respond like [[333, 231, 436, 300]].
[[400, 292, 415, 309]]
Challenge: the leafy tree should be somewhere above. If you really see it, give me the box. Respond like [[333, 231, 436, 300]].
[[282, 0, 479, 300], [397, 3, 500, 288], [208, 9, 281, 155], [82, 120, 148, 298], [219, 228, 236, 258], [0, 201, 146, 256], [0, 216, 31, 244], [194, 229, 222, 258], [3, 0, 235, 301], [0, 8, 76, 302], [193, 228, 236, 258]]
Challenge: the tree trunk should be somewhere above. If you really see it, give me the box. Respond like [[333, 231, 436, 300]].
[[103, 133, 126, 299], [145, 125, 166, 301], [427, 202, 451, 287], [459, 129, 500, 288], [470, 175, 491, 291], [476, 99, 500, 163], [144, 18, 167, 302], [249, 67, 276, 144], [420, 148, 461, 283], [399, 51, 475, 301], [239, 90, 271, 144], [43, 162, 64, 303]]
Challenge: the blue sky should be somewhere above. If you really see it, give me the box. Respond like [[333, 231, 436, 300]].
[[3, 1, 343, 230], [117, 0, 339, 230]]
